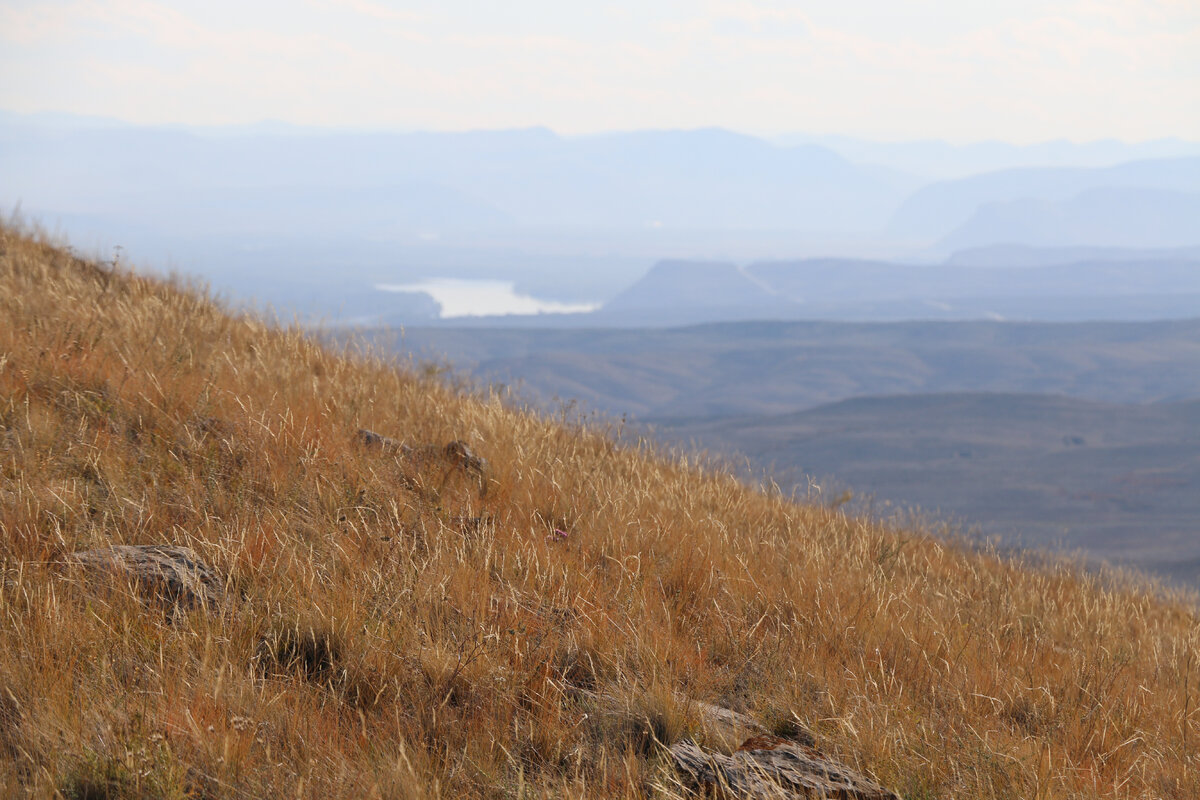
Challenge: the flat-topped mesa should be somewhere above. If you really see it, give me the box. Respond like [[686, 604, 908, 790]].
[[356, 429, 489, 497]]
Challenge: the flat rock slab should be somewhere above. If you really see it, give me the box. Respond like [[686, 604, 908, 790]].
[[65, 545, 225, 613], [678, 697, 772, 750], [356, 429, 489, 498], [670, 735, 900, 800], [356, 428, 409, 453]]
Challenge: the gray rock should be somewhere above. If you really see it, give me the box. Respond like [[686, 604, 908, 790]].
[[65, 545, 225, 614], [356, 428, 411, 455], [356, 430, 488, 497], [439, 441, 489, 487], [669, 734, 901, 800], [676, 696, 769, 750]]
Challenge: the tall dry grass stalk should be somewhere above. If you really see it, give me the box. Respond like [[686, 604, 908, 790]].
[[0, 223, 1197, 798]]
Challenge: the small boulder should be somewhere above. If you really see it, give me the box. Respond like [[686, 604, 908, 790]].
[[677, 697, 769, 750], [440, 440, 488, 480], [669, 734, 900, 800], [356, 428, 410, 454], [356, 430, 489, 497], [64, 544, 225, 614]]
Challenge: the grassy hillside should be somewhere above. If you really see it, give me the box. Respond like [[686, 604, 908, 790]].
[[1, 225, 1199, 799]]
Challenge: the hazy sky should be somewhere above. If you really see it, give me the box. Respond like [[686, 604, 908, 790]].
[[1, 0, 1197, 142]]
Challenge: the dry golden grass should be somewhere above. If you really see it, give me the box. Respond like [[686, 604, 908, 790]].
[[1, 223, 1198, 799]]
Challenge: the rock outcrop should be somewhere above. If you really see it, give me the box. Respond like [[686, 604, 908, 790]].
[[356, 428, 407, 453], [426, 440, 489, 486], [356, 429, 489, 497], [678, 697, 771, 750], [669, 734, 900, 800], [64, 544, 225, 614]]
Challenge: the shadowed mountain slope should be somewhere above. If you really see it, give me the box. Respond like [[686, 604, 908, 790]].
[[653, 393, 1200, 586], [940, 187, 1200, 250], [394, 319, 1200, 419]]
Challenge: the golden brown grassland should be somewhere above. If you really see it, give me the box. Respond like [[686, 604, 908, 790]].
[[0, 224, 1198, 799]]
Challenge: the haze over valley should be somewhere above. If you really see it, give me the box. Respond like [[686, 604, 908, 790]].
[[6, 107, 1200, 587], [5, 110, 1200, 325], [386, 319, 1200, 585], [4, 3, 1200, 592]]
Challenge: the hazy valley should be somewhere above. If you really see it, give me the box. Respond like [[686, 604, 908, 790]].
[[390, 319, 1200, 586], [6, 112, 1200, 327], [658, 393, 1200, 586]]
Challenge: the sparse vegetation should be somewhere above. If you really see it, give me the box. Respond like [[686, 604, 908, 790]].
[[1, 222, 1199, 798]]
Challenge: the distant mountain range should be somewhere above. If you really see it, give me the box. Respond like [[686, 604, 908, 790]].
[[889, 156, 1200, 245], [940, 186, 1200, 250], [0, 114, 916, 236], [4, 111, 1199, 323], [6, 111, 1198, 252], [774, 132, 1200, 180]]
